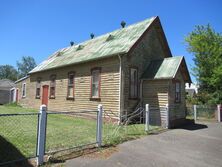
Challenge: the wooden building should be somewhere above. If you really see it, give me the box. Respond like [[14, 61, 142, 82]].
[[15, 16, 191, 128], [0, 79, 15, 104]]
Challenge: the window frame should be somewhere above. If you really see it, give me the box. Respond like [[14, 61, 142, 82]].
[[49, 74, 56, 99], [35, 78, 41, 99], [175, 80, 181, 103], [129, 67, 139, 99], [66, 72, 75, 100], [90, 67, 101, 101], [22, 83, 26, 98]]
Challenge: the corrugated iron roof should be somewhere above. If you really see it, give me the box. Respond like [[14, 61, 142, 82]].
[[141, 56, 183, 80], [30, 17, 156, 73], [0, 79, 15, 89]]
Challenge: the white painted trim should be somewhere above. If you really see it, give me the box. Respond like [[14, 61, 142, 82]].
[[10, 87, 16, 102], [22, 83, 26, 98]]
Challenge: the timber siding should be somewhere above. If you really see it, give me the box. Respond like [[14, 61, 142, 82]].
[[168, 70, 186, 120], [142, 80, 169, 126], [17, 56, 120, 119], [122, 26, 168, 113]]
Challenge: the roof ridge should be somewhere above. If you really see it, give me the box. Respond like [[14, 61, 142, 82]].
[[64, 16, 157, 49], [30, 16, 157, 73]]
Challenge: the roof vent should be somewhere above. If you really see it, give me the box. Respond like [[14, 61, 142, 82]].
[[90, 33, 95, 39], [70, 41, 74, 46], [106, 34, 115, 41], [121, 21, 126, 28], [76, 45, 84, 51], [56, 52, 62, 57]]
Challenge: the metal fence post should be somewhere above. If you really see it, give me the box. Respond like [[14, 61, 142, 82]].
[[166, 104, 169, 129], [145, 104, 149, 132], [194, 105, 197, 122], [96, 104, 103, 147], [217, 104, 221, 122], [37, 105, 47, 166]]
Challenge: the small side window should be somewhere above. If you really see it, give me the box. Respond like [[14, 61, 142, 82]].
[[67, 72, 75, 100], [36, 78, 41, 99], [90, 68, 101, 100], [175, 81, 181, 103], [22, 83, 26, 98], [50, 75, 56, 99], [130, 68, 138, 99]]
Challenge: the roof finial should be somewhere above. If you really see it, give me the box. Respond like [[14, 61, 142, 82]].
[[70, 41, 74, 46], [121, 21, 126, 28], [90, 33, 95, 39]]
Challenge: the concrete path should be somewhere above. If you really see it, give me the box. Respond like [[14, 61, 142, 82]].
[[66, 122, 222, 167]]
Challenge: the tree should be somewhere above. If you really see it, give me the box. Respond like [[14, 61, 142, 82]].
[[17, 56, 37, 78], [0, 65, 18, 81], [185, 24, 222, 104]]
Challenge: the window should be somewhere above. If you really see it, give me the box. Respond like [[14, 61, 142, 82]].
[[36, 78, 41, 99], [67, 72, 75, 100], [50, 75, 56, 99], [90, 68, 101, 100], [175, 81, 181, 103], [22, 83, 26, 98], [130, 68, 138, 99]]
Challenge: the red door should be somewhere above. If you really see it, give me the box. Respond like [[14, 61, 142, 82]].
[[42, 85, 49, 106]]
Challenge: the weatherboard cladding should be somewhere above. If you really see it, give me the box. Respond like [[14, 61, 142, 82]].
[[141, 56, 183, 80], [30, 17, 156, 73]]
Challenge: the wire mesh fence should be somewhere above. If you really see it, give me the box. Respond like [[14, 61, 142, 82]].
[[186, 105, 217, 120], [102, 108, 160, 146], [45, 110, 98, 154], [0, 113, 39, 165], [0, 105, 162, 165]]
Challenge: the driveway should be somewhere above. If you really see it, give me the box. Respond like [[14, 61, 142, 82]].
[[66, 122, 222, 167]]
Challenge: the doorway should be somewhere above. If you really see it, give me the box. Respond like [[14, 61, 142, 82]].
[[42, 85, 49, 106]]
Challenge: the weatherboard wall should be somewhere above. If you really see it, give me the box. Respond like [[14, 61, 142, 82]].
[[17, 56, 120, 119], [142, 80, 169, 126], [168, 69, 186, 121], [122, 26, 167, 114]]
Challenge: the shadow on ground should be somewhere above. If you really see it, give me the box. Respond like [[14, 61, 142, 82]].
[[177, 123, 208, 131], [0, 135, 33, 167]]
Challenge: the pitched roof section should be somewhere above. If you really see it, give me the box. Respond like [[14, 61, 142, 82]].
[[30, 17, 156, 73], [142, 56, 191, 82], [0, 79, 15, 90]]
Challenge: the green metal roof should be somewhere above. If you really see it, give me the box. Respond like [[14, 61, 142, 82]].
[[30, 17, 156, 73], [141, 56, 183, 80]]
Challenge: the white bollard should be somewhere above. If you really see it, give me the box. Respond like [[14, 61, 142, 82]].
[[194, 105, 197, 122], [145, 104, 149, 132], [37, 105, 47, 166], [96, 104, 103, 147], [217, 104, 221, 122]]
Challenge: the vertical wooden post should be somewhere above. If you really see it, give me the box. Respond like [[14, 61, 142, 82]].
[[217, 104, 221, 122], [145, 104, 149, 132], [194, 105, 197, 122], [37, 105, 47, 166], [96, 104, 103, 147]]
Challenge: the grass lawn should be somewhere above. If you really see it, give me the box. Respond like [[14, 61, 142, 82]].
[[0, 104, 160, 163]]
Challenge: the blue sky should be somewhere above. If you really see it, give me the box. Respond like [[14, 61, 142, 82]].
[[0, 0, 221, 82]]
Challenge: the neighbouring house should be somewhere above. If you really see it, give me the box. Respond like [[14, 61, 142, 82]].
[[185, 83, 198, 97], [15, 16, 191, 128], [0, 79, 16, 104]]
